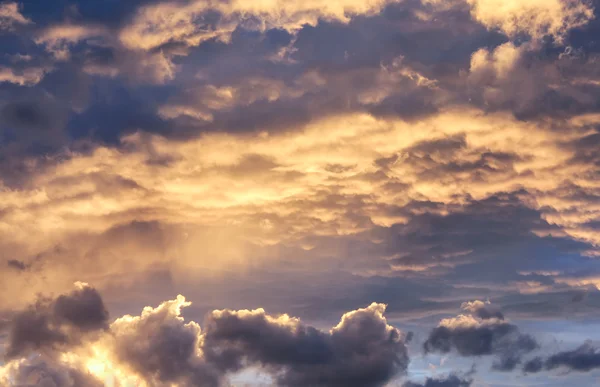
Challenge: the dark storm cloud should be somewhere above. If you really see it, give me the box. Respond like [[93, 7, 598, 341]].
[[4, 283, 108, 359], [403, 374, 473, 387], [423, 301, 538, 371]]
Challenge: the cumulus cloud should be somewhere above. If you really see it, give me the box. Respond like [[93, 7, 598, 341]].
[[4, 282, 109, 359], [460, 300, 504, 320], [423, 300, 538, 371], [107, 295, 221, 386], [1, 286, 410, 387], [204, 302, 409, 386]]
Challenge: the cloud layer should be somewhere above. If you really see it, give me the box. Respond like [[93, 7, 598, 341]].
[[1, 0, 600, 385]]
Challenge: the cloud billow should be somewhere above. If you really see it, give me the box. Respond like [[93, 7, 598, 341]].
[[1, 285, 410, 387], [424, 300, 538, 371]]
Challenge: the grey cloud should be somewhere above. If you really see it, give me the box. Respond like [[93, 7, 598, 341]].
[[7, 258, 29, 271], [465, 302, 504, 321], [523, 341, 600, 373], [403, 374, 472, 387], [4, 283, 109, 359], [3, 286, 410, 387], [111, 297, 221, 387], [423, 301, 537, 371], [203, 302, 409, 387], [52, 285, 110, 332], [109, 298, 409, 386], [523, 356, 544, 373], [6, 355, 103, 387]]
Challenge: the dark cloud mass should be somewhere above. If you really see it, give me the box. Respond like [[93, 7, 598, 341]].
[[5, 283, 109, 359], [523, 341, 600, 374], [204, 302, 409, 386], [1, 286, 410, 386], [424, 301, 538, 371]]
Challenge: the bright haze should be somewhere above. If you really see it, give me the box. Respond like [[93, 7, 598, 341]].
[[1, 0, 600, 386]]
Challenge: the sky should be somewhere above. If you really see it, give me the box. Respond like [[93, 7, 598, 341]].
[[0, 0, 600, 386]]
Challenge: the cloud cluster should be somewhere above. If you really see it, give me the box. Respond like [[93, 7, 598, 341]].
[[403, 374, 473, 387], [424, 300, 538, 371], [524, 341, 600, 373], [1, 285, 410, 387], [203, 302, 409, 386], [4, 282, 109, 359]]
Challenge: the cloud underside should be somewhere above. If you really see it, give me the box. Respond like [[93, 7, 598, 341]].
[[2, 106, 600, 314]]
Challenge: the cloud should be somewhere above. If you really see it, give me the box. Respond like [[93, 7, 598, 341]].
[[0, 65, 49, 86], [403, 374, 473, 387], [0, 2, 599, 383], [108, 295, 221, 386], [3, 282, 109, 359], [204, 302, 409, 386], [0, 106, 599, 315], [1, 286, 410, 387], [35, 24, 108, 60], [460, 300, 504, 320], [6, 259, 28, 271], [423, 300, 538, 371], [523, 341, 600, 373], [0, 1, 31, 31], [119, 0, 399, 51], [0, 355, 104, 387], [465, 0, 595, 43]]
